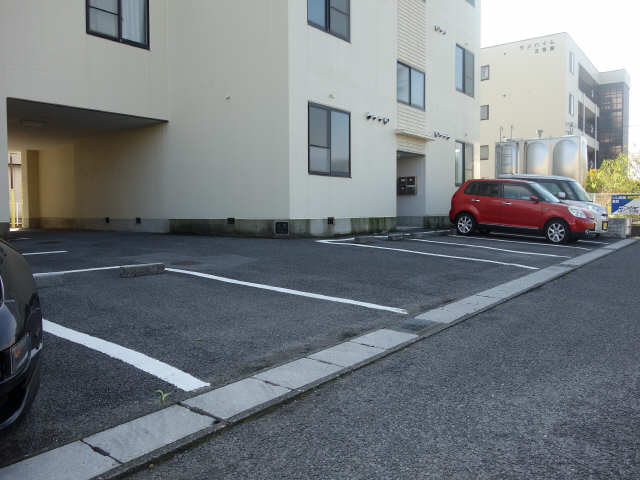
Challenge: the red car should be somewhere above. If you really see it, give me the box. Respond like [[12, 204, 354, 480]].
[[449, 179, 596, 244]]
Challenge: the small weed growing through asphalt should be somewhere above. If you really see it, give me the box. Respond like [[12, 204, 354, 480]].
[[155, 389, 171, 405]]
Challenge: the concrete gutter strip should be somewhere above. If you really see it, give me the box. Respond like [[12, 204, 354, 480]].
[[2, 238, 636, 480]]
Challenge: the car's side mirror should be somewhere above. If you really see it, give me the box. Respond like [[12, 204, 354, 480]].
[[530, 195, 540, 203], [557, 192, 567, 200]]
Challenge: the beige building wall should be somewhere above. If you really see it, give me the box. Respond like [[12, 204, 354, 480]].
[[287, 0, 397, 232], [478, 33, 627, 179], [426, 0, 481, 218]]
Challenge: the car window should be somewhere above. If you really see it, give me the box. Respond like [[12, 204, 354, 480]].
[[464, 182, 478, 195], [566, 181, 592, 202], [536, 181, 564, 197], [467, 182, 500, 197], [503, 183, 534, 200]]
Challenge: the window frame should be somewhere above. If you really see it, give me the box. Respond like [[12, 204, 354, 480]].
[[308, 102, 351, 178], [480, 145, 489, 161], [569, 51, 575, 74], [481, 64, 490, 81], [456, 45, 475, 97], [86, 0, 150, 49], [397, 61, 426, 111], [307, 0, 350, 42], [455, 141, 473, 186], [480, 105, 489, 121], [569, 93, 575, 116]]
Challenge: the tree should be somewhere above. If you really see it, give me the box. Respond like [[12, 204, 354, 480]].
[[585, 154, 640, 193]]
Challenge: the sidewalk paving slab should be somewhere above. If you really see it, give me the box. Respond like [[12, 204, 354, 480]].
[[84, 405, 213, 463], [184, 378, 291, 420], [0, 441, 119, 480], [351, 329, 418, 349], [309, 342, 385, 367], [253, 358, 343, 390]]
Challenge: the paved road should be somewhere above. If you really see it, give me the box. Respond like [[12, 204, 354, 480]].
[[129, 242, 640, 479]]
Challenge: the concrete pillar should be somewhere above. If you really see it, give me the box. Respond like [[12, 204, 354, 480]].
[[22, 150, 41, 228], [0, 100, 10, 238]]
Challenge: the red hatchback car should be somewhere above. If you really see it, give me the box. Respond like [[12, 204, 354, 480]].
[[449, 179, 596, 244]]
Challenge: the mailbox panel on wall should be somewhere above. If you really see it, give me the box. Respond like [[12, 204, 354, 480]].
[[397, 177, 417, 195]]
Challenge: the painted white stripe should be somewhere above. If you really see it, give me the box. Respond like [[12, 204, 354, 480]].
[[448, 235, 591, 251], [578, 239, 609, 245], [410, 239, 570, 258], [318, 240, 539, 270], [33, 263, 162, 278], [22, 250, 68, 256], [43, 319, 209, 392], [496, 232, 609, 246], [166, 268, 408, 315]]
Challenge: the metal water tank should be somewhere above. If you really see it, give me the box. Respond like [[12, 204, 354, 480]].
[[496, 142, 518, 175], [526, 141, 549, 175], [553, 139, 579, 178]]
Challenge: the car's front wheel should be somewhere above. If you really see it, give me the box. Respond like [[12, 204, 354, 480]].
[[545, 220, 570, 244], [456, 213, 476, 236]]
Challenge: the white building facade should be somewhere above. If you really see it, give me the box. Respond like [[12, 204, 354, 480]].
[[479, 33, 630, 180], [0, 0, 480, 237]]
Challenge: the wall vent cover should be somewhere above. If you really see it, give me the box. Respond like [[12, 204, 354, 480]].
[[274, 221, 290, 236]]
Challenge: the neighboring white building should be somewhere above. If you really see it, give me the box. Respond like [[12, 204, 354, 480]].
[[0, 0, 480, 237], [479, 33, 630, 180]]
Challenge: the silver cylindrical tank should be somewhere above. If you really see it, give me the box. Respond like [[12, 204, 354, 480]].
[[526, 141, 549, 175], [552, 139, 579, 178], [496, 142, 518, 176]]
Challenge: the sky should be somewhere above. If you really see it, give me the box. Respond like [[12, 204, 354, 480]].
[[482, 0, 640, 152]]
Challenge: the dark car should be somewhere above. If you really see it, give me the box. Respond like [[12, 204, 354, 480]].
[[0, 240, 43, 430], [449, 179, 596, 243]]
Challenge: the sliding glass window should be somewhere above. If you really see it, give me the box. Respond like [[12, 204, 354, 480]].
[[309, 103, 351, 177], [87, 0, 149, 48], [397, 62, 425, 110]]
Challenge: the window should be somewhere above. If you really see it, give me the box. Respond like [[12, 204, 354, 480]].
[[481, 65, 490, 81], [308, 103, 350, 177], [397, 62, 425, 109], [87, 0, 149, 48], [503, 183, 534, 200], [569, 94, 575, 116], [569, 52, 575, 74], [465, 182, 499, 196], [456, 45, 475, 97], [307, 0, 350, 41], [480, 105, 489, 121], [578, 101, 584, 131], [480, 145, 489, 160], [455, 141, 473, 186]]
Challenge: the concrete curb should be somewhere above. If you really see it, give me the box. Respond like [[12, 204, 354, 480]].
[[4, 238, 636, 480], [119, 263, 165, 278]]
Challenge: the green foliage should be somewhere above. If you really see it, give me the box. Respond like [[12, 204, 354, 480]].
[[155, 389, 171, 405], [585, 154, 640, 193]]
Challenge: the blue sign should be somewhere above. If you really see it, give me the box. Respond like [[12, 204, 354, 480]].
[[611, 194, 640, 215]]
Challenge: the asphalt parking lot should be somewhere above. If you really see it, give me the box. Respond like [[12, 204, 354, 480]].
[[0, 229, 618, 468]]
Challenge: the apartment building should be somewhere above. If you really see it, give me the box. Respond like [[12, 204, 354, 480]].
[[397, 0, 481, 227], [478, 33, 630, 179], [0, 0, 480, 237]]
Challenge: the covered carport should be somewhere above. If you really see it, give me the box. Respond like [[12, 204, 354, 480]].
[[5, 98, 167, 234]]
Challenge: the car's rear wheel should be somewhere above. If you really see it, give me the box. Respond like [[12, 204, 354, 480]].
[[545, 220, 570, 244], [456, 213, 476, 236]]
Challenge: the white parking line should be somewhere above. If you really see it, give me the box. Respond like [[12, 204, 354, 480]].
[[166, 268, 408, 315], [409, 239, 570, 258], [33, 263, 162, 277], [22, 250, 68, 256], [43, 319, 210, 392], [448, 235, 591, 251], [578, 239, 609, 245], [318, 240, 539, 270], [496, 232, 609, 246]]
